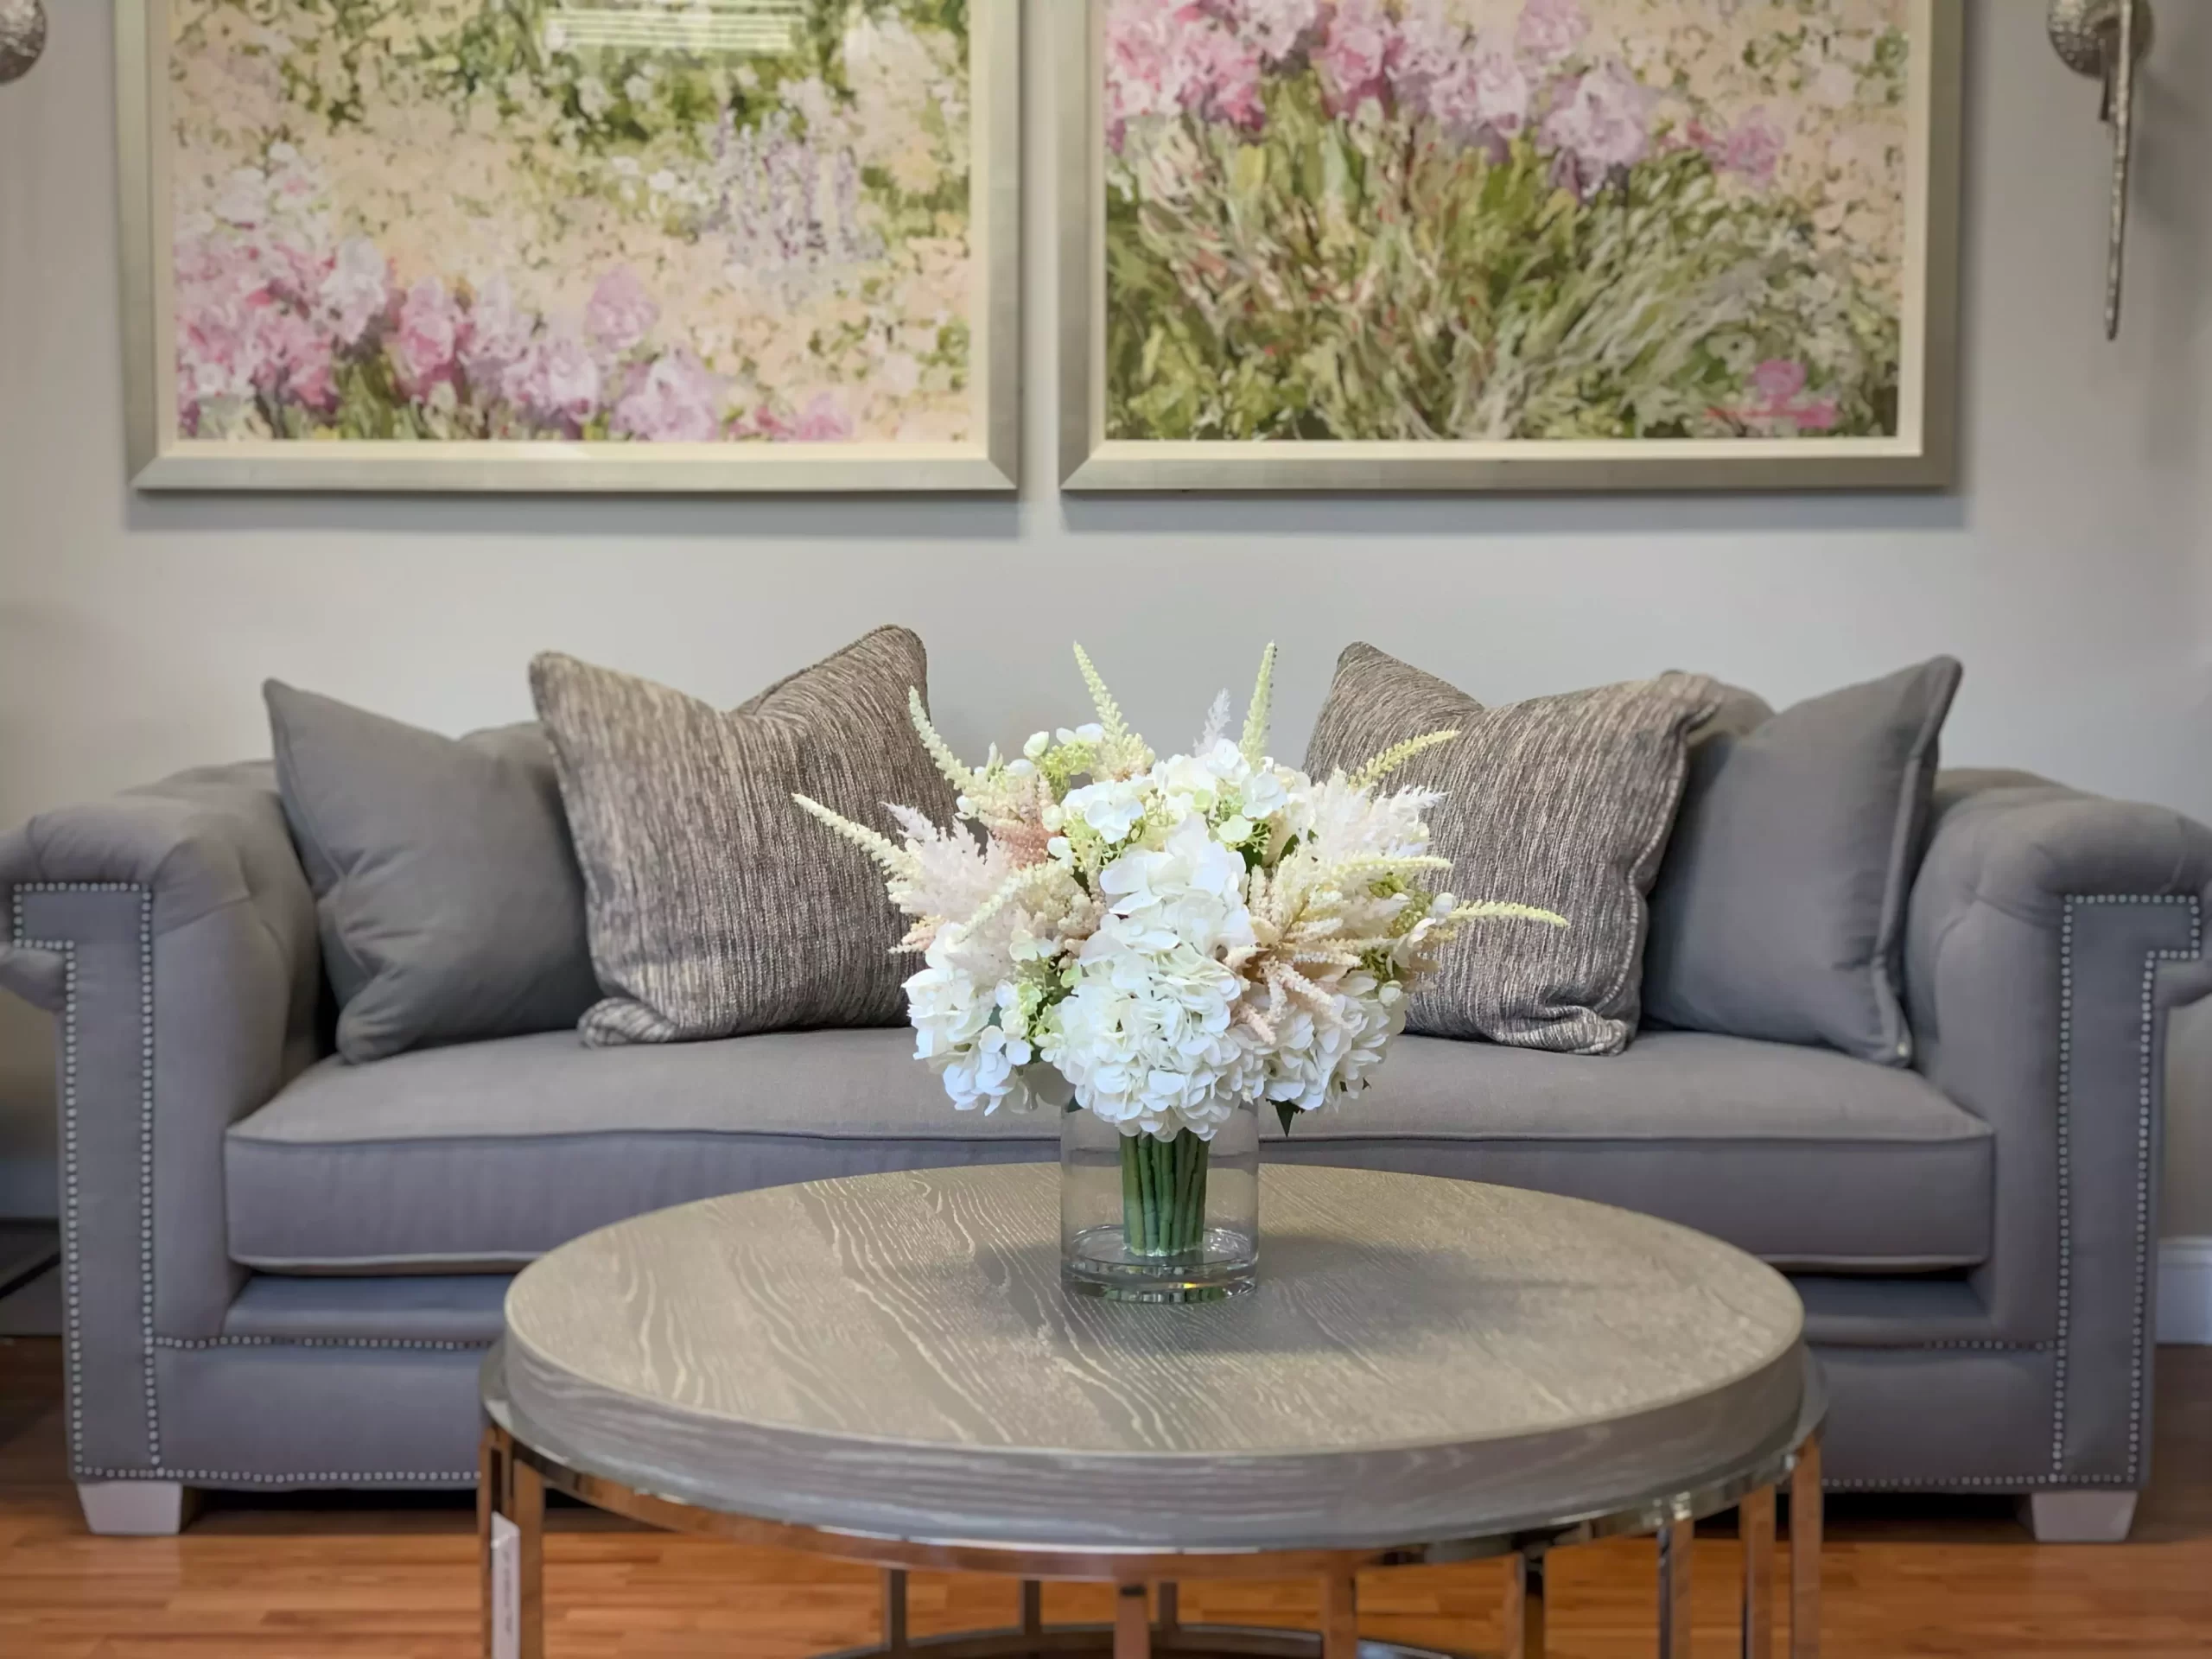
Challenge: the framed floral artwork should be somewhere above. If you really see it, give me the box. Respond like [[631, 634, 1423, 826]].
[[1058, 0, 1962, 492], [118, 0, 1018, 493]]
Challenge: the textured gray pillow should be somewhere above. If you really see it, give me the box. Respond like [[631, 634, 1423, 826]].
[[530, 626, 956, 1046], [1643, 658, 1963, 1065], [1304, 645, 1719, 1055], [265, 683, 599, 1064]]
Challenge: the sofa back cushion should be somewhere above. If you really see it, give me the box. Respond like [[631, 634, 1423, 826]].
[[531, 626, 955, 1046], [1643, 658, 1962, 1065], [1304, 645, 1719, 1055], [265, 682, 599, 1064]]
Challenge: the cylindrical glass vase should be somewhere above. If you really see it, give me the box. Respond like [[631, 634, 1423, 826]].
[[1059, 1101, 1259, 1302]]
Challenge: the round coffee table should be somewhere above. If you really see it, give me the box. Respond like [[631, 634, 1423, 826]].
[[480, 1166, 1823, 1659]]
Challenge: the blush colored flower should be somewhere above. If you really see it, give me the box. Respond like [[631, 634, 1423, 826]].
[[1711, 106, 1786, 186], [1105, 0, 1265, 145], [1221, 0, 1320, 61], [459, 275, 535, 391], [584, 265, 659, 356], [794, 391, 855, 442], [1400, 23, 1529, 143], [1750, 359, 1808, 403], [1540, 60, 1651, 194], [391, 278, 461, 398], [613, 350, 726, 442], [1516, 0, 1590, 65], [510, 326, 601, 432], [269, 311, 337, 413], [1317, 0, 1400, 114], [317, 237, 391, 350]]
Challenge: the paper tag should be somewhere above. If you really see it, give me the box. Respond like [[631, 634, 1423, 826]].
[[491, 1510, 520, 1659]]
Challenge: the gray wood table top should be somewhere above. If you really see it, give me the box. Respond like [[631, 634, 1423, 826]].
[[494, 1165, 1808, 1554]]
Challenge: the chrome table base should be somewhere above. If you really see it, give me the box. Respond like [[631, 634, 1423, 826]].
[[479, 1426, 1822, 1659]]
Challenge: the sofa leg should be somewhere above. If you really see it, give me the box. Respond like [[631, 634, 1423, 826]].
[[76, 1479, 194, 1536], [2022, 1491, 2139, 1543]]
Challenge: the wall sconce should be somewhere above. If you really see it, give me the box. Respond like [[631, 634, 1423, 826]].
[[2048, 0, 2154, 339], [0, 0, 43, 86]]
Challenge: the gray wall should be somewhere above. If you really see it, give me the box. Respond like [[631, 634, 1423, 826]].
[[3, 3, 2210, 1234]]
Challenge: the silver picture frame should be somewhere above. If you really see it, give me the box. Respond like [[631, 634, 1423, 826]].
[[118, 0, 1021, 493], [1057, 0, 1963, 494]]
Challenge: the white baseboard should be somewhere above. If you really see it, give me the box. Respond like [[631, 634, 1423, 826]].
[[2161, 1237, 2212, 1344]]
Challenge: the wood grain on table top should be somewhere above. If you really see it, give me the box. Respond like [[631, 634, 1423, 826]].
[[496, 1167, 1807, 1552]]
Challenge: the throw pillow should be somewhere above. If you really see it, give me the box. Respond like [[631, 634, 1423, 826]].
[[264, 683, 600, 1064], [530, 626, 955, 1046], [1643, 658, 1963, 1065], [1304, 645, 1719, 1054]]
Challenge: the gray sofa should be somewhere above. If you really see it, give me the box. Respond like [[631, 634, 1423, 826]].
[[3, 760, 2209, 1541]]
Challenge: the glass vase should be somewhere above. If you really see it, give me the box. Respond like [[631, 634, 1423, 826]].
[[1059, 1100, 1260, 1302]]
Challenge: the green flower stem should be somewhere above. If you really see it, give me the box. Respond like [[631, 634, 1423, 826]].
[[1121, 1130, 1211, 1257]]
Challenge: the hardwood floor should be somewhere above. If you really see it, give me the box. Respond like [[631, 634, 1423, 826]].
[[2, 1338, 2208, 1657]]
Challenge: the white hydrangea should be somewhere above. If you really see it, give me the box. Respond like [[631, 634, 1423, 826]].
[[795, 643, 1566, 1146]]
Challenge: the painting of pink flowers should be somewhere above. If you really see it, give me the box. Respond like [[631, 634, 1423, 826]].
[[130, 0, 1018, 490], [1070, 0, 1959, 489]]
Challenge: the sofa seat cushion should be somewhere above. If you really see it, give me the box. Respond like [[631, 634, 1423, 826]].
[[226, 1028, 1991, 1274], [226, 1029, 1058, 1273], [1268, 1032, 1990, 1271]]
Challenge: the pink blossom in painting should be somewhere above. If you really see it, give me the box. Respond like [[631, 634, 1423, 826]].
[[391, 278, 461, 398], [1315, 0, 1400, 115], [1540, 61, 1651, 194], [1106, 1, 1264, 148], [1728, 359, 1840, 433], [1516, 0, 1591, 66], [459, 275, 533, 389], [1220, 0, 1322, 62], [613, 350, 726, 442], [1712, 106, 1786, 185], [584, 266, 660, 357], [318, 238, 393, 350], [795, 391, 856, 442], [509, 327, 602, 433]]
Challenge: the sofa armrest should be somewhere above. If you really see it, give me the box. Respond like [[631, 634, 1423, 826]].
[[0, 762, 320, 1479], [1904, 768, 2212, 1489]]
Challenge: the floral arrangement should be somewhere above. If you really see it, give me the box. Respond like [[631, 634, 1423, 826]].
[[1104, 0, 1909, 443], [169, 0, 972, 444], [794, 645, 1563, 1156]]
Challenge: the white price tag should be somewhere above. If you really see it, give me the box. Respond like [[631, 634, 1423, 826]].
[[490, 1510, 520, 1659]]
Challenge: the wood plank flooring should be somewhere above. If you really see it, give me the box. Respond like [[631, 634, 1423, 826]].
[[2, 1338, 2207, 1657]]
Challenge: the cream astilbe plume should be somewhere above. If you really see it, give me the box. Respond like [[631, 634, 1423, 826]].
[[791, 793, 920, 884], [1071, 643, 1154, 777], [879, 804, 1026, 951], [1240, 642, 1278, 764], [1194, 689, 1231, 753], [1346, 728, 1459, 791], [906, 687, 976, 795]]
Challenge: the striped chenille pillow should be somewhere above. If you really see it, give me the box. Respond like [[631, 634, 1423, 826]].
[[531, 627, 956, 1046], [1305, 645, 1719, 1055]]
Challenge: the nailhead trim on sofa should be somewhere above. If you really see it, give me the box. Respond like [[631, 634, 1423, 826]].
[[10, 883, 2199, 1492]]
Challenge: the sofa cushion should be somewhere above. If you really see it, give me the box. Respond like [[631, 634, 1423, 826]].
[[265, 683, 599, 1063], [1643, 659, 1963, 1066], [225, 1029, 1991, 1275], [531, 627, 956, 1046], [1303, 645, 1720, 1054]]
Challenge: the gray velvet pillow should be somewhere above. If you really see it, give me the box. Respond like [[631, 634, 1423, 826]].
[[265, 683, 599, 1064], [1643, 658, 1963, 1065], [530, 626, 957, 1046], [1304, 645, 1719, 1055]]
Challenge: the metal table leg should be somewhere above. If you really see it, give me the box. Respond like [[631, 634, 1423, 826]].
[[1504, 1553, 1546, 1659], [1790, 1433, 1823, 1659], [1658, 1515, 1694, 1659], [1740, 1485, 1775, 1659]]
